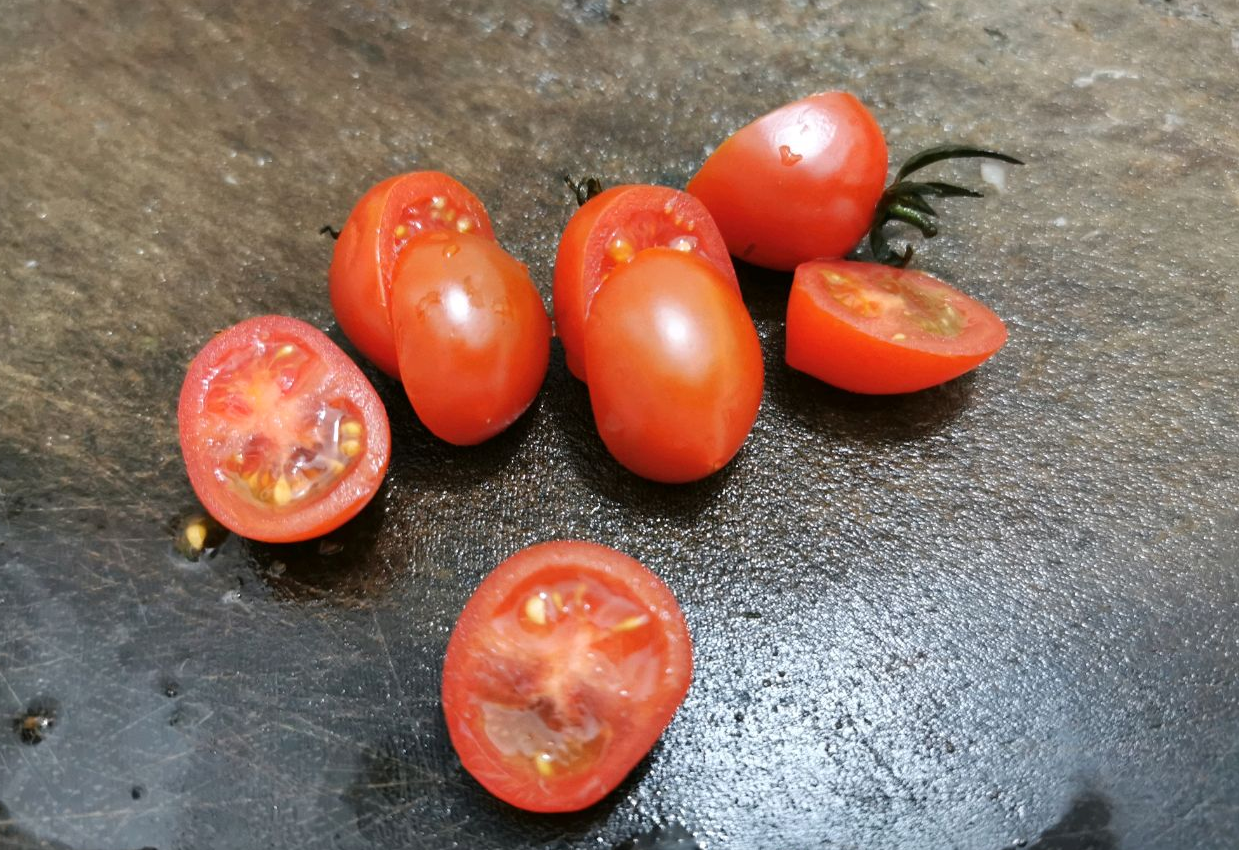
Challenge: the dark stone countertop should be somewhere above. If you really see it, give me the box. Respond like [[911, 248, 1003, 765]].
[[1, 1, 1237, 848]]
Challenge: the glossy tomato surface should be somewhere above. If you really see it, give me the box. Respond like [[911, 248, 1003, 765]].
[[442, 540, 692, 813], [389, 231, 550, 445], [584, 249, 763, 483], [687, 91, 888, 271], [786, 260, 1008, 394], [552, 184, 737, 381], [177, 316, 391, 542], [329, 172, 496, 376]]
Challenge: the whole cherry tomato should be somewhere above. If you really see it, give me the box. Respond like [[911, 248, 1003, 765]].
[[687, 92, 888, 271], [388, 232, 550, 445], [584, 249, 763, 483], [553, 184, 737, 381], [329, 172, 495, 376], [442, 540, 692, 813], [178, 316, 391, 542], [786, 259, 1007, 394]]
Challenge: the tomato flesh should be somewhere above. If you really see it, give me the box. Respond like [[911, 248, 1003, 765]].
[[442, 541, 692, 813], [329, 172, 495, 376], [553, 185, 737, 381], [584, 249, 763, 484], [178, 316, 390, 542], [687, 91, 888, 271], [389, 231, 550, 445], [786, 260, 1008, 394]]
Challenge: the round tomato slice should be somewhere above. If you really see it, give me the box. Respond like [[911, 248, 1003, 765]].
[[389, 231, 551, 446], [584, 249, 763, 484], [442, 541, 692, 813], [552, 184, 737, 382], [329, 172, 496, 377], [177, 315, 391, 543], [687, 91, 888, 271], [786, 260, 1008, 394]]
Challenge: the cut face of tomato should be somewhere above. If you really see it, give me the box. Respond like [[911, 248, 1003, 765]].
[[329, 172, 496, 376], [785, 260, 1008, 394], [442, 541, 692, 813], [552, 184, 737, 381], [178, 316, 391, 542]]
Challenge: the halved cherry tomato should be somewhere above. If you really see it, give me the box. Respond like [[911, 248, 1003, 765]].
[[389, 231, 550, 445], [584, 249, 763, 483], [442, 540, 692, 813], [553, 184, 737, 381], [687, 92, 888, 271], [786, 260, 1008, 394], [178, 316, 391, 542], [329, 172, 496, 376]]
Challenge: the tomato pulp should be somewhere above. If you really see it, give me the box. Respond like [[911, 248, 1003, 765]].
[[687, 91, 888, 271], [584, 249, 763, 483], [553, 184, 737, 381], [329, 172, 496, 376], [178, 316, 391, 542], [442, 541, 692, 813], [389, 231, 550, 445], [786, 260, 1008, 394]]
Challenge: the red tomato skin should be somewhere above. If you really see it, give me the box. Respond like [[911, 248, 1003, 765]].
[[389, 232, 550, 445], [553, 185, 738, 382], [177, 315, 391, 543], [786, 260, 1008, 394], [687, 92, 889, 271], [584, 249, 763, 484], [442, 541, 692, 813], [329, 172, 495, 377]]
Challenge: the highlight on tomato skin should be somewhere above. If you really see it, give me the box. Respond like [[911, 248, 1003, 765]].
[[388, 231, 551, 446], [785, 260, 1008, 395], [687, 91, 889, 271], [328, 171, 496, 377], [177, 315, 391, 543], [442, 540, 692, 813], [552, 183, 738, 382], [584, 248, 763, 484]]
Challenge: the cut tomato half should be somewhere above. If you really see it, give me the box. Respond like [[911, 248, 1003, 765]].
[[177, 315, 391, 542], [442, 541, 692, 813]]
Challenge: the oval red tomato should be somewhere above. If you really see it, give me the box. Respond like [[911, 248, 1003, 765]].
[[178, 315, 391, 543], [329, 172, 496, 377], [552, 184, 737, 381], [388, 231, 550, 446], [687, 91, 888, 271], [786, 260, 1008, 394], [442, 540, 692, 813], [584, 249, 763, 483]]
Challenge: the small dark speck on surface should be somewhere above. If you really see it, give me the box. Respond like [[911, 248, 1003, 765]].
[[12, 699, 57, 746]]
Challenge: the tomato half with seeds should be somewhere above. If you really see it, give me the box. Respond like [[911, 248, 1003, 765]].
[[552, 184, 737, 381], [178, 315, 391, 543], [786, 260, 1008, 394], [687, 91, 888, 271], [442, 540, 692, 813], [389, 231, 550, 446], [585, 249, 763, 484], [329, 172, 496, 377]]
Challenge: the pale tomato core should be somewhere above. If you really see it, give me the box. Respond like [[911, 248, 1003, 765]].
[[201, 334, 364, 509], [471, 570, 670, 781]]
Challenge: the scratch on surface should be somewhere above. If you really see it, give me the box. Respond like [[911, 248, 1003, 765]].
[[371, 610, 407, 705]]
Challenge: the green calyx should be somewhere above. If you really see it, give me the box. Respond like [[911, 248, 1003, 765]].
[[868, 144, 1024, 267]]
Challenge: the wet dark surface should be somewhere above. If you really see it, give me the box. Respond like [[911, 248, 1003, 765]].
[[2, 1, 1238, 848]]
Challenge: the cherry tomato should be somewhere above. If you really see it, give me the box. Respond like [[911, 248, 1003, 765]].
[[584, 249, 763, 483], [687, 91, 888, 271], [553, 184, 737, 381], [329, 172, 496, 377], [388, 231, 550, 445], [178, 316, 391, 543], [442, 540, 692, 813], [786, 260, 1008, 394]]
